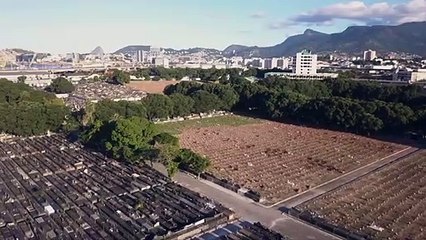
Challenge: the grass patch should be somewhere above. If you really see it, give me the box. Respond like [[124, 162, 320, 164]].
[[156, 115, 262, 135]]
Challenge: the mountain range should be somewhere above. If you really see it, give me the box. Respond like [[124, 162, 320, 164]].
[[114, 45, 152, 55], [223, 22, 426, 57], [6, 22, 425, 59]]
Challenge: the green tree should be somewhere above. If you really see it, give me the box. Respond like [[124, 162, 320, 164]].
[[17, 76, 27, 84], [47, 77, 75, 94], [109, 70, 131, 85], [191, 90, 223, 113], [191, 155, 210, 177], [242, 68, 257, 77], [163, 81, 202, 95], [93, 100, 127, 123], [201, 84, 239, 111], [175, 149, 211, 178], [166, 160, 180, 179], [0, 79, 70, 136], [169, 93, 195, 117], [265, 90, 308, 119], [106, 117, 157, 163], [153, 132, 179, 146], [142, 94, 174, 120], [143, 72, 151, 80], [83, 117, 157, 164]]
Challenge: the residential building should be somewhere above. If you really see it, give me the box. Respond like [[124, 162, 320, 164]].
[[154, 57, 170, 68], [251, 59, 264, 68], [364, 49, 377, 61], [293, 50, 318, 75], [136, 50, 145, 63], [276, 58, 290, 69], [393, 68, 426, 83], [65, 53, 80, 64], [264, 72, 338, 80], [264, 59, 272, 69]]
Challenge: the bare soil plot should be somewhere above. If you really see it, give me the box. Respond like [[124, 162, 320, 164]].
[[128, 80, 178, 94], [298, 150, 426, 240], [180, 121, 406, 204]]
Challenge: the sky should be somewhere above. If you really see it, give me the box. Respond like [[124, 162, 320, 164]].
[[1, 0, 425, 53]]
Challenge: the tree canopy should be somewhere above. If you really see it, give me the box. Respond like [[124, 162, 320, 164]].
[[17, 76, 27, 84], [81, 116, 211, 178], [175, 149, 211, 176], [83, 117, 157, 163], [142, 94, 174, 120], [231, 77, 425, 135], [191, 90, 223, 113], [108, 70, 131, 85], [0, 78, 69, 136], [46, 77, 75, 94], [133, 67, 239, 82]]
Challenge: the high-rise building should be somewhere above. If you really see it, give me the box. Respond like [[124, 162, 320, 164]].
[[65, 53, 80, 64], [275, 57, 290, 69], [271, 58, 279, 69], [136, 50, 146, 63], [251, 59, 264, 68], [150, 47, 162, 58], [363, 50, 377, 61], [264, 59, 272, 69], [293, 50, 318, 75], [154, 57, 170, 68]]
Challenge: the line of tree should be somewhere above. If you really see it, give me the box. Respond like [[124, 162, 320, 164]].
[[82, 82, 239, 124], [233, 77, 426, 135], [82, 76, 426, 136], [157, 77, 426, 135], [132, 67, 241, 82], [0, 78, 70, 136]]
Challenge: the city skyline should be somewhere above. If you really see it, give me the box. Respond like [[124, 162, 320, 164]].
[[1, 0, 425, 53]]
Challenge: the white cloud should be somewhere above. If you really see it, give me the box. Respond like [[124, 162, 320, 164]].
[[250, 11, 266, 19], [268, 21, 293, 29], [289, 0, 426, 25]]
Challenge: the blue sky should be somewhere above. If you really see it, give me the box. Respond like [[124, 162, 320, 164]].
[[0, 0, 423, 53]]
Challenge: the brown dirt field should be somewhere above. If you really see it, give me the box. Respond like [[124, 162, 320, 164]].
[[128, 80, 179, 94], [180, 121, 407, 204], [298, 150, 426, 240]]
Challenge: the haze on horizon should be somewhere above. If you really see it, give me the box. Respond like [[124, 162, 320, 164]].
[[1, 0, 425, 54]]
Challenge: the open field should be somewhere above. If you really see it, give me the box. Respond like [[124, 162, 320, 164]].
[[157, 115, 261, 135], [127, 80, 178, 94], [297, 150, 426, 240], [180, 121, 406, 205]]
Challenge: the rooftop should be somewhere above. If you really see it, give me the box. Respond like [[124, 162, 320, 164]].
[[0, 135, 229, 239]]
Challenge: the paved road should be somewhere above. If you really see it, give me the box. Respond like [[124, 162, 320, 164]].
[[272, 147, 419, 209], [154, 164, 340, 240]]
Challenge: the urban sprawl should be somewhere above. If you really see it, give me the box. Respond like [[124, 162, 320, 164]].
[[0, 41, 425, 240]]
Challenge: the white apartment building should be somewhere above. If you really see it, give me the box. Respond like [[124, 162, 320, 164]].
[[264, 59, 272, 69], [364, 49, 377, 61], [276, 57, 290, 69], [154, 57, 170, 68], [293, 50, 318, 75], [393, 68, 426, 83], [251, 58, 264, 68], [136, 50, 146, 63]]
